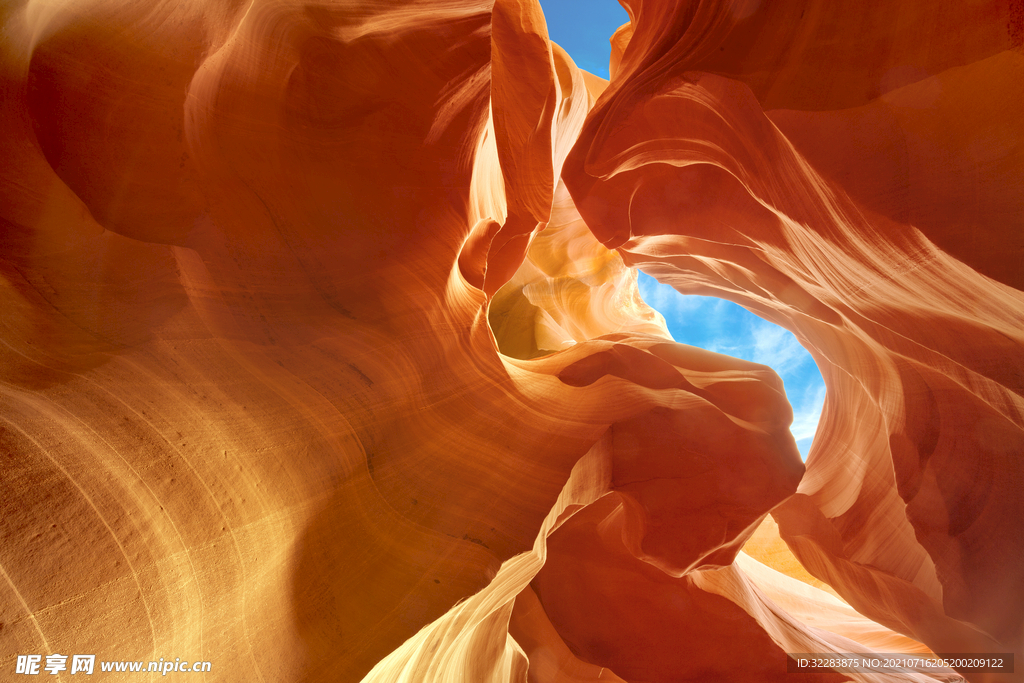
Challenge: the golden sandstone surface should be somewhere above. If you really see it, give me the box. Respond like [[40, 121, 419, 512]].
[[0, 0, 1022, 681]]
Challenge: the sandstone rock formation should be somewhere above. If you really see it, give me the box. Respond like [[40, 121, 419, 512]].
[[0, 0, 1021, 682]]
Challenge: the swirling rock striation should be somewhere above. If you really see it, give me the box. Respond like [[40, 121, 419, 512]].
[[0, 1, 1020, 682]]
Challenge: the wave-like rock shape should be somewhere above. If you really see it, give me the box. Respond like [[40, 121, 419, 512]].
[[1, 0, 1021, 682]]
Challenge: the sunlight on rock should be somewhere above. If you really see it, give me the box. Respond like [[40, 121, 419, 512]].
[[1, 1, 1021, 682]]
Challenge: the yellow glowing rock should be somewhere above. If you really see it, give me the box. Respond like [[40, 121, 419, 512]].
[[1, 0, 1021, 682]]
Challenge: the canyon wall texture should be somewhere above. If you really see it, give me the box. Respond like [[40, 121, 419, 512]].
[[1, 0, 1021, 682]]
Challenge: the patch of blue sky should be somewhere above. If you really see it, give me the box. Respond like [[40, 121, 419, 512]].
[[638, 273, 824, 459], [539, 0, 628, 79], [539, 1, 825, 457]]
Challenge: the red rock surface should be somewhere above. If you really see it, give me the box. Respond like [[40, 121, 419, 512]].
[[0, 1, 1021, 682]]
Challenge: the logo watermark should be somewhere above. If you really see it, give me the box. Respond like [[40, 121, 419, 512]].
[[15, 654, 212, 676]]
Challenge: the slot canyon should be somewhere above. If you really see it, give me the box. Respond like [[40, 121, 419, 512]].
[[1, 0, 1022, 681]]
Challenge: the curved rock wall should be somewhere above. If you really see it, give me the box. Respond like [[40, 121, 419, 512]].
[[1, 1, 1020, 681]]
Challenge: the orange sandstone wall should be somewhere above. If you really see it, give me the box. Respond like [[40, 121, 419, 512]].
[[0, 1, 1020, 682]]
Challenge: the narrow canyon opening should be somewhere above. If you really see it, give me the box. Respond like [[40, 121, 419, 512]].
[[2, 0, 1020, 681], [636, 271, 826, 459]]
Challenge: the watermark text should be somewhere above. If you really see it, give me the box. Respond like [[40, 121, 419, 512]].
[[15, 654, 212, 676]]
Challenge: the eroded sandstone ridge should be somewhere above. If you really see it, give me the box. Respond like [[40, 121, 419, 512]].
[[1, 0, 1021, 681]]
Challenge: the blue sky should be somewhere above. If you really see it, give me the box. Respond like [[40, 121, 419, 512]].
[[539, 0, 628, 79], [637, 274, 824, 457], [539, 1, 825, 456]]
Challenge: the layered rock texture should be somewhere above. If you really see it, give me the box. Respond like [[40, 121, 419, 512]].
[[1, 0, 1021, 681]]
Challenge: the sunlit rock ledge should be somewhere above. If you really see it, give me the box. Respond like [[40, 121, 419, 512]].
[[0, 1, 1021, 682]]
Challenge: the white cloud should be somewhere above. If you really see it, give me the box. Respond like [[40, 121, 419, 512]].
[[638, 275, 708, 320], [749, 320, 807, 375], [639, 280, 676, 317], [790, 383, 826, 442]]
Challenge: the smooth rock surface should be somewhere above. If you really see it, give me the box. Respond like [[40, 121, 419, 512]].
[[1, 1, 1021, 682]]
